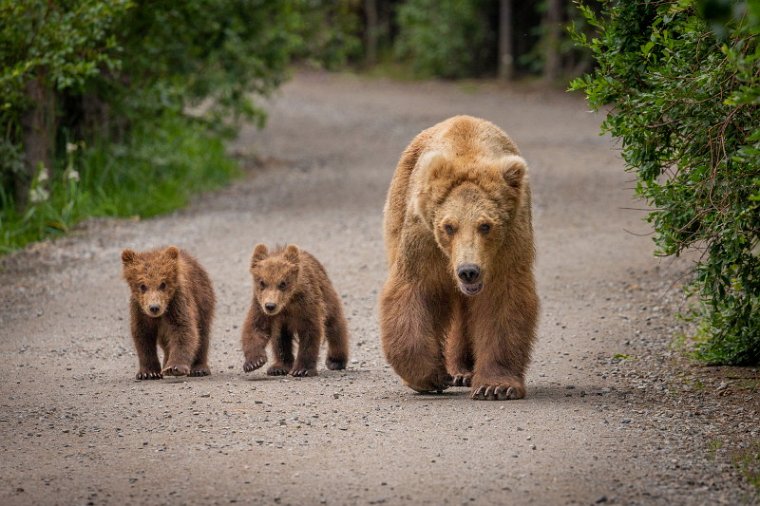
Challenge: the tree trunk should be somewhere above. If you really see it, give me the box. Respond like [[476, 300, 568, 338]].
[[544, 0, 563, 83], [18, 73, 56, 207], [364, 0, 378, 67], [498, 0, 514, 80]]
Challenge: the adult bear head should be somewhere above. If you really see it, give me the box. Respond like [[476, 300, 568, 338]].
[[412, 150, 530, 296]]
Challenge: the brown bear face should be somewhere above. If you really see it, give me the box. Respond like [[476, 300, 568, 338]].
[[250, 244, 300, 316], [122, 246, 180, 317], [416, 153, 527, 296]]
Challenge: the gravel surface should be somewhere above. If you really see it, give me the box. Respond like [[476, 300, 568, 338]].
[[1, 71, 757, 505]]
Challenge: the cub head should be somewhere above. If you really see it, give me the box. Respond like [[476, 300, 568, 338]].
[[414, 152, 528, 296], [121, 246, 180, 317], [250, 244, 300, 316]]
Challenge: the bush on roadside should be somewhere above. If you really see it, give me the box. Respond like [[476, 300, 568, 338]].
[[571, 0, 759, 364]]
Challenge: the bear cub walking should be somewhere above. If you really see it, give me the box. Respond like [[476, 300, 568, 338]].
[[121, 246, 215, 380], [241, 244, 349, 377]]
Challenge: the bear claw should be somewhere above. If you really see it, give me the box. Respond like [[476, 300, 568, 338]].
[[267, 365, 290, 376], [162, 364, 191, 377], [190, 366, 210, 377], [471, 384, 519, 401], [136, 371, 162, 380], [243, 357, 267, 373], [290, 368, 318, 378], [449, 373, 473, 387]]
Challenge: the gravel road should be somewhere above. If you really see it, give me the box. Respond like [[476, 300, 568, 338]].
[[1, 71, 757, 505]]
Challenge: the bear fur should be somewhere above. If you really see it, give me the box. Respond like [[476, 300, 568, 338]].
[[241, 244, 349, 377], [121, 246, 215, 380], [380, 115, 538, 400]]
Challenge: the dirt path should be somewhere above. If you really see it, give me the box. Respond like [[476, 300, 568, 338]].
[[1, 71, 757, 506]]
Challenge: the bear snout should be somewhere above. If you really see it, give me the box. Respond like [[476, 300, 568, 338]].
[[149, 304, 161, 315], [456, 263, 481, 284], [263, 302, 278, 314]]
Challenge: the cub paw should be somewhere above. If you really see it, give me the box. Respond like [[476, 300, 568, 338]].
[[243, 356, 267, 373], [190, 365, 211, 377], [470, 381, 525, 401], [266, 364, 290, 376], [449, 372, 473, 387], [325, 357, 346, 370], [162, 364, 191, 377], [136, 370, 162, 380], [290, 367, 318, 378], [405, 371, 452, 393]]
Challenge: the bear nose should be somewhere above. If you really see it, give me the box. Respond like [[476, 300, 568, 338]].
[[149, 304, 160, 314], [457, 264, 481, 284], [264, 303, 277, 312]]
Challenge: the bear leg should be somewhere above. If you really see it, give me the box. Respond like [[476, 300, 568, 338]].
[[290, 322, 320, 377], [267, 326, 294, 376], [445, 297, 474, 387], [161, 323, 199, 377], [468, 301, 536, 401], [323, 312, 349, 371], [131, 309, 162, 380], [380, 280, 451, 393], [241, 307, 269, 373]]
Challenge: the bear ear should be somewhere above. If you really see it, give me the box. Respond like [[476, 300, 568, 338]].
[[284, 244, 300, 265], [413, 151, 449, 222], [251, 244, 269, 267], [121, 249, 138, 266], [164, 246, 180, 261], [498, 155, 527, 190]]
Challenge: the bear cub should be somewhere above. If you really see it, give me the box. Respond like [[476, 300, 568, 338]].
[[121, 246, 215, 380], [241, 244, 349, 377]]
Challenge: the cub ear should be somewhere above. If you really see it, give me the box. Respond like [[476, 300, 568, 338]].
[[499, 155, 527, 190], [121, 249, 138, 266], [251, 244, 269, 267], [284, 244, 300, 265], [164, 246, 180, 261]]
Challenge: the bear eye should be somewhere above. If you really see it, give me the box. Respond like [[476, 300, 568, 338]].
[[258, 280, 266, 290], [443, 224, 456, 236], [277, 281, 287, 290], [139, 284, 147, 293], [478, 223, 492, 234], [158, 282, 166, 290]]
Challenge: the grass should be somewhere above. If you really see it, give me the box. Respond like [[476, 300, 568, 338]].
[[0, 114, 240, 254]]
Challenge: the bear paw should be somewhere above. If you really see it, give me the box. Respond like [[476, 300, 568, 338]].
[[162, 364, 191, 377], [190, 365, 211, 377], [290, 367, 318, 378], [136, 370, 162, 380], [243, 356, 267, 373], [266, 364, 291, 376], [470, 382, 524, 401], [325, 357, 346, 370], [449, 372, 473, 387], [405, 371, 452, 393]]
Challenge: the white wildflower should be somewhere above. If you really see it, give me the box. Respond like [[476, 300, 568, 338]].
[[66, 169, 80, 182], [29, 186, 50, 203], [37, 167, 49, 183], [66, 142, 78, 154]]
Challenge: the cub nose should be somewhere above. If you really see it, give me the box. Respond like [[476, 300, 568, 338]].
[[149, 304, 160, 314], [457, 264, 481, 284], [264, 303, 277, 312]]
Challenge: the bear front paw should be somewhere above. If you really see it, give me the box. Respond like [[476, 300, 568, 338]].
[[243, 356, 267, 373], [190, 365, 211, 377], [136, 370, 162, 380], [290, 367, 318, 378], [325, 357, 346, 370], [266, 364, 291, 376], [162, 364, 191, 377], [405, 371, 452, 393], [449, 372, 473, 387], [470, 381, 525, 401]]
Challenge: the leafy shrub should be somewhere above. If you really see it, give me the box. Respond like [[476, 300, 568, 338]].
[[394, 0, 494, 78], [571, 1, 759, 364]]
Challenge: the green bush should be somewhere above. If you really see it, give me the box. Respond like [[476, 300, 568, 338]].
[[0, 114, 238, 253], [571, 1, 760, 364], [394, 0, 494, 78]]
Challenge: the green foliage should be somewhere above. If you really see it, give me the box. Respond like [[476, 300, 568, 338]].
[[394, 0, 494, 78], [0, 114, 238, 253], [571, 1, 760, 364]]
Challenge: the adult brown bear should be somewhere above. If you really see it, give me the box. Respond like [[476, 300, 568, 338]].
[[380, 115, 538, 400]]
